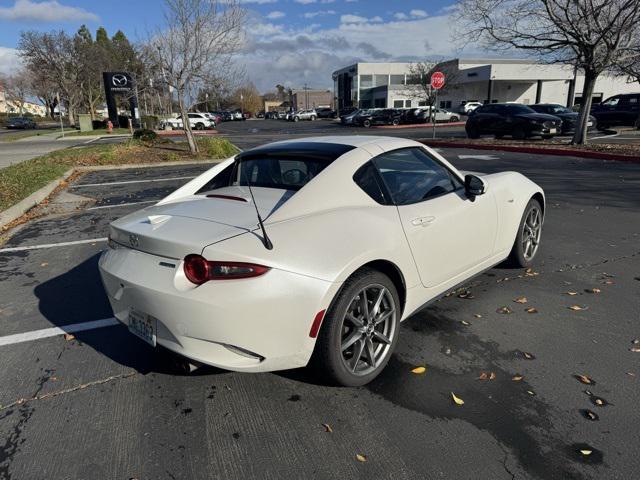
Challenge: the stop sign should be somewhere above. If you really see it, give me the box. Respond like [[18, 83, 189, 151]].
[[431, 71, 445, 90]]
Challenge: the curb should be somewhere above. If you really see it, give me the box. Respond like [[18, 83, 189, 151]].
[[0, 168, 75, 229], [0, 159, 223, 230], [156, 130, 220, 137], [375, 121, 466, 130], [56, 134, 132, 141], [420, 140, 640, 163]]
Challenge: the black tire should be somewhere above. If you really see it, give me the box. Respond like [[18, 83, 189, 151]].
[[311, 268, 400, 387], [310, 116, 316, 121], [195, 123, 204, 130], [392, 118, 400, 126], [363, 119, 371, 128], [450, 116, 459, 123], [597, 124, 609, 132], [495, 134, 504, 139], [512, 126, 526, 140], [466, 126, 480, 139], [634, 117, 640, 130], [507, 198, 543, 268], [294, 116, 299, 122]]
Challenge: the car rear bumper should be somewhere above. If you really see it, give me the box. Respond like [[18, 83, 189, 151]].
[[98, 246, 337, 372]]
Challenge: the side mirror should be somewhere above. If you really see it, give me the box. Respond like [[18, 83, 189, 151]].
[[464, 174, 486, 196]]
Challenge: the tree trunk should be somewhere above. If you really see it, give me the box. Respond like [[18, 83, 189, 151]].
[[571, 70, 598, 145], [178, 91, 198, 155]]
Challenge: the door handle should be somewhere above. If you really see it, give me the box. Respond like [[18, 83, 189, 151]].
[[411, 216, 436, 226]]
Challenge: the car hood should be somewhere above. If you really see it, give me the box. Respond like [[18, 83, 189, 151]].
[[109, 186, 293, 259], [517, 113, 561, 122]]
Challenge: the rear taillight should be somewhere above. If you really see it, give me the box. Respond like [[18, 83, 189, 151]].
[[183, 254, 270, 285]]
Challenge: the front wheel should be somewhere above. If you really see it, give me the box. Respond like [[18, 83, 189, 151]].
[[310, 116, 316, 121], [392, 118, 400, 126], [311, 269, 400, 387], [466, 126, 480, 139], [508, 198, 543, 267], [512, 126, 526, 140], [363, 119, 371, 128], [195, 123, 204, 130], [294, 117, 299, 122], [450, 116, 459, 123]]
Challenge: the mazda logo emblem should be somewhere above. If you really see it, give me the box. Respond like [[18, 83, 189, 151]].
[[112, 74, 128, 87], [128, 234, 139, 247]]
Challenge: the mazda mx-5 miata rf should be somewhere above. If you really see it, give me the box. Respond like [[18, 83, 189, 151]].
[[99, 136, 544, 386]]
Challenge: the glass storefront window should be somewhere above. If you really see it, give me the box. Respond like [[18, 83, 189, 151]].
[[374, 74, 389, 87], [390, 75, 405, 85], [360, 75, 373, 88]]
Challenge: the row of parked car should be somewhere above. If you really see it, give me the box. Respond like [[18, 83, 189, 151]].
[[264, 108, 337, 121], [339, 107, 461, 128]]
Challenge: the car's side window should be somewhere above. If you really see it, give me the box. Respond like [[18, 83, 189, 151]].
[[372, 148, 463, 206], [353, 161, 389, 204]]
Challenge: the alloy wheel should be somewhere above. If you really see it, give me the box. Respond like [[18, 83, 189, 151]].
[[339, 284, 396, 376], [522, 206, 542, 261]]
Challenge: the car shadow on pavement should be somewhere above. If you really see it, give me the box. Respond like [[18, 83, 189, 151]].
[[33, 252, 224, 377]]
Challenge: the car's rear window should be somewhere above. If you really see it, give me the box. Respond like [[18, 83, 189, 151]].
[[197, 142, 355, 192]]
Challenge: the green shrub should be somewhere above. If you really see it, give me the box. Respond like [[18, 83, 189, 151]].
[[197, 137, 239, 159], [133, 128, 158, 143]]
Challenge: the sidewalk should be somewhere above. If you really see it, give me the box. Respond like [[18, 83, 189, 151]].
[[0, 133, 87, 169]]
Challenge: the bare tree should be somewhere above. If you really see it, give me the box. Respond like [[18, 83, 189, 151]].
[[149, 0, 245, 154], [453, 0, 640, 144], [1, 69, 32, 115], [404, 60, 461, 112], [29, 66, 58, 120], [19, 31, 84, 126]]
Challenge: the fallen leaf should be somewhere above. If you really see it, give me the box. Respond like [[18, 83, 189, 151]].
[[603, 279, 614, 285], [477, 372, 489, 380], [489, 372, 496, 380], [525, 307, 538, 314], [527, 390, 536, 396], [497, 306, 513, 314], [356, 454, 367, 462], [513, 296, 528, 304], [458, 291, 474, 299], [580, 449, 592, 456], [566, 291, 578, 296], [629, 347, 640, 353], [576, 374, 595, 385], [581, 409, 599, 421], [451, 392, 464, 406], [631, 339, 640, 344], [411, 366, 427, 374], [522, 352, 536, 360], [474, 314, 482, 318], [64, 333, 75, 341], [568, 305, 587, 311], [460, 320, 471, 326], [586, 288, 601, 294], [512, 374, 523, 381], [626, 372, 636, 376], [40, 262, 48, 267], [322, 423, 333, 433]]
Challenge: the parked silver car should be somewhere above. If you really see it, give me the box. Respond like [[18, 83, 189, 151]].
[[289, 109, 318, 122]]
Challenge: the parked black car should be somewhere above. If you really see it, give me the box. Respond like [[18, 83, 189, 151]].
[[465, 103, 562, 139], [5, 117, 37, 129], [590, 93, 640, 130], [354, 109, 402, 128], [316, 108, 337, 119], [530, 103, 597, 134], [400, 108, 429, 124]]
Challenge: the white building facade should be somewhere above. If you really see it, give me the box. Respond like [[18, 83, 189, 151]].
[[332, 60, 639, 112]]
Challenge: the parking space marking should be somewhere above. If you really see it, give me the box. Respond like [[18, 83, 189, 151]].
[[73, 176, 196, 188], [87, 200, 158, 211], [589, 132, 619, 141], [0, 318, 118, 347], [0, 237, 107, 253]]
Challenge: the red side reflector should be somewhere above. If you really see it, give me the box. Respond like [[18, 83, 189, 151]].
[[309, 309, 326, 338]]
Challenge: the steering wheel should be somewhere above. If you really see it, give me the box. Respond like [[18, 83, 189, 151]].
[[283, 168, 307, 185]]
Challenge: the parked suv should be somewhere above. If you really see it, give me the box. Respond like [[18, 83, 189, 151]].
[[590, 93, 640, 130], [316, 108, 337, 119], [161, 113, 215, 130], [465, 103, 562, 139], [354, 109, 402, 127], [290, 109, 318, 122], [459, 101, 482, 114]]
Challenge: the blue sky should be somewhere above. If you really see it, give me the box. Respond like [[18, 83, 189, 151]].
[[0, 0, 471, 92]]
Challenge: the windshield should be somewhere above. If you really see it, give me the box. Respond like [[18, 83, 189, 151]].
[[533, 104, 572, 114], [506, 105, 536, 114]]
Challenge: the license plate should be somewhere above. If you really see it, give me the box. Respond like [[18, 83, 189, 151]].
[[549, 128, 557, 134], [129, 309, 157, 346], [587, 121, 593, 127]]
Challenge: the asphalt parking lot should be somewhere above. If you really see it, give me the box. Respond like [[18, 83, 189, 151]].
[[0, 128, 639, 479]]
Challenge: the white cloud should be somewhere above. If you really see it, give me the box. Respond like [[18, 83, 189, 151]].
[[240, 0, 278, 3], [294, 0, 316, 3], [303, 9, 336, 18], [0, 0, 99, 22], [410, 9, 428, 18], [340, 14, 382, 24], [0, 47, 21, 74], [265, 10, 285, 19], [394, 12, 408, 20]]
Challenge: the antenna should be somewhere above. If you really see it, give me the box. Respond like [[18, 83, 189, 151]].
[[240, 160, 273, 250]]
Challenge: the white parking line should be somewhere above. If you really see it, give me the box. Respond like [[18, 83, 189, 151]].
[[0, 318, 119, 347], [87, 200, 157, 211], [73, 176, 196, 188], [0, 237, 107, 253], [589, 132, 620, 141]]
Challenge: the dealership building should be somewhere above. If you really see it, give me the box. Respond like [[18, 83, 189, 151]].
[[332, 59, 638, 112]]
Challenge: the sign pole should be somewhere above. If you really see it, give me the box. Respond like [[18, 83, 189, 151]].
[[432, 88, 438, 139], [57, 93, 64, 139]]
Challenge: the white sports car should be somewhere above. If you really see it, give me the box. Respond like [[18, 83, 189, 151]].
[[99, 136, 544, 386]]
